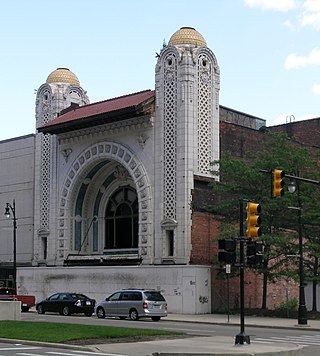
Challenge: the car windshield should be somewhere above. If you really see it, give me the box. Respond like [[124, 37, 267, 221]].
[[144, 291, 165, 301]]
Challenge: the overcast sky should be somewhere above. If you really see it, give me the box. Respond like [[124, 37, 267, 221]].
[[1, 0, 320, 140]]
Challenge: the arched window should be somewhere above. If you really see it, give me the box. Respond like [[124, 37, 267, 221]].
[[105, 186, 138, 250]]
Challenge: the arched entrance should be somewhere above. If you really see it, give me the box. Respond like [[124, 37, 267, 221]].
[[57, 142, 152, 265]]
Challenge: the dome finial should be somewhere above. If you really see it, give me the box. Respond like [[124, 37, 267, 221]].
[[168, 27, 207, 47], [46, 68, 80, 86]]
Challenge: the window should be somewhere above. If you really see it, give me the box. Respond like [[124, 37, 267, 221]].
[[59, 294, 68, 300], [144, 291, 166, 301], [49, 294, 59, 301], [166, 230, 174, 256], [131, 292, 142, 300], [105, 186, 138, 250], [108, 292, 121, 301]]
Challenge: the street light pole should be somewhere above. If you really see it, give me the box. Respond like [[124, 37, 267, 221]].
[[296, 180, 308, 325], [4, 200, 17, 291], [288, 178, 308, 325]]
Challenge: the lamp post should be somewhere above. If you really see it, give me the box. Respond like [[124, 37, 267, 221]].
[[288, 180, 308, 325], [4, 200, 17, 290]]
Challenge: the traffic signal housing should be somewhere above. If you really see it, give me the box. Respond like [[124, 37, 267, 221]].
[[273, 169, 285, 198], [246, 240, 263, 267], [246, 202, 262, 239], [218, 239, 236, 264]]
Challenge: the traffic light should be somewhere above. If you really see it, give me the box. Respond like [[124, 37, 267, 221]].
[[273, 169, 285, 198], [246, 240, 263, 267], [218, 239, 236, 264], [246, 202, 262, 238]]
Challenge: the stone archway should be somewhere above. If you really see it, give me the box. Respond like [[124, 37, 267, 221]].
[[57, 141, 153, 264]]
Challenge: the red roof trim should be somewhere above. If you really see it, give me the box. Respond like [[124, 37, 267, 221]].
[[40, 90, 155, 130]]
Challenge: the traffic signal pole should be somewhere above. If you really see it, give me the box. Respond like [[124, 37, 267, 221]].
[[235, 199, 250, 345]]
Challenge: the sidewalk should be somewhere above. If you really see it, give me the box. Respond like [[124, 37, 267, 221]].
[[91, 313, 317, 355], [166, 312, 320, 330]]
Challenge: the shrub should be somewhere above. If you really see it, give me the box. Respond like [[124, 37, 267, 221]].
[[277, 298, 298, 312]]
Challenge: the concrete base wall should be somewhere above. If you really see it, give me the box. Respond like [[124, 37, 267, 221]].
[[17, 265, 211, 314], [0, 301, 21, 320]]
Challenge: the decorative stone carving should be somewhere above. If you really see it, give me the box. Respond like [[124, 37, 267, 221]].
[[61, 148, 72, 162], [114, 165, 129, 180], [137, 134, 149, 149]]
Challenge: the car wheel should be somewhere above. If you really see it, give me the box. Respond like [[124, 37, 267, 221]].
[[129, 308, 139, 321], [85, 312, 93, 316], [62, 306, 71, 316], [151, 316, 161, 321], [96, 307, 106, 319], [21, 306, 29, 312], [37, 305, 45, 314]]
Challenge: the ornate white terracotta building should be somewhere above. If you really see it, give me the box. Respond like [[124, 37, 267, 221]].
[[0, 27, 266, 313]]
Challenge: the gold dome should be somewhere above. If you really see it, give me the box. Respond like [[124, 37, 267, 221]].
[[46, 68, 80, 86], [168, 27, 207, 47]]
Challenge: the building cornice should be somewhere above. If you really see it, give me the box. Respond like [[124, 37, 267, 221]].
[[57, 115, 154, 144]]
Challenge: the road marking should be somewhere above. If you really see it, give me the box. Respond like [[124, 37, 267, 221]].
[[271, 336, 320, 344], [253, 336, 320, 346], [0, 348, 41, 351], [47, 353, 84, 356], [253, 338, 308, 347], [252, 340, 273, 344], [47, 353, 128, 356], [73, 352, 123, 355]]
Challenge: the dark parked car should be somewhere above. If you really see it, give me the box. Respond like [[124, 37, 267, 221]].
[[36, 292, 95, 316]]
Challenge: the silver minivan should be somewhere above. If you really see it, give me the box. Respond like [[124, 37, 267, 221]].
[[95, 289, 167, 321]]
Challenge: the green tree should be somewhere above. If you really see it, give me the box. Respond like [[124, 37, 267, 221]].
[[210, 131, 320, 310]]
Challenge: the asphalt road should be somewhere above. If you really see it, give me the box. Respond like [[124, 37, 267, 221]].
[[18, 312, 320, 356]]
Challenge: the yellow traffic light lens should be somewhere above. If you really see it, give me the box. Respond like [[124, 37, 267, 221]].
[[246, 201, 262, 239], [246, 202, 261, 214], [247, 215, 261, 225], [273, 169, 285, 198], [246, 226, 262, 238]]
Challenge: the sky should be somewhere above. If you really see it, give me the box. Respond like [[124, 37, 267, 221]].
[[1, 0, 320, 141]]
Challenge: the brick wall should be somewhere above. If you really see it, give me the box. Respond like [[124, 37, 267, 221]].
[[191, 211, 266, 310], [270, 118, 320, 147], [190, 118, 314, 312], [220, 121, 268, 158], [190, 212, 220, 265], [191, 211, 299, 311]]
